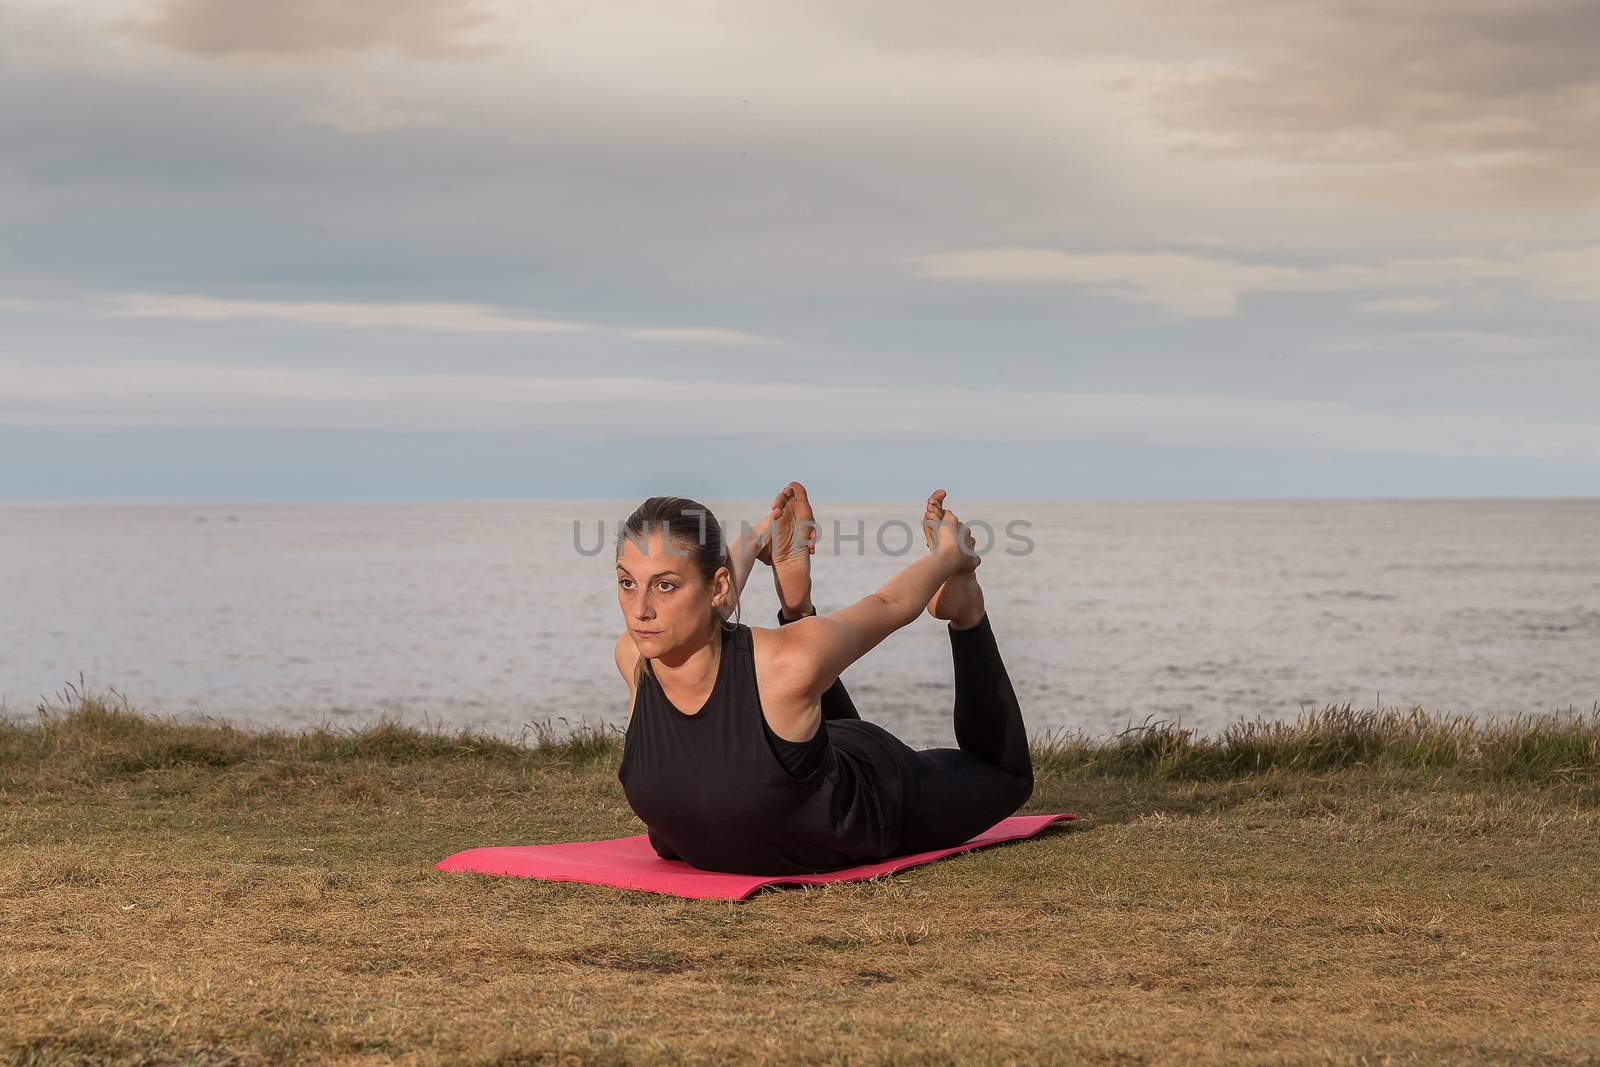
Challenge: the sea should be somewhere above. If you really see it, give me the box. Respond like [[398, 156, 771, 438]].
[[2, 499, 1596, 748]]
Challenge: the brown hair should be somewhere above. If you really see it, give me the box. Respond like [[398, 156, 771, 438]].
[[615, 496, 742, 687]]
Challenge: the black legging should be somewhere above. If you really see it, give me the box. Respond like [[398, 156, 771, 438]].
[[777, 606, 1035, 854]]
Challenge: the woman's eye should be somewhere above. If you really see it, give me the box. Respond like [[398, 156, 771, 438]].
[[656, 581, 675, 592], [618, 578, 633, 589]]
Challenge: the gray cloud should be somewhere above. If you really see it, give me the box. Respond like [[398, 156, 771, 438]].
[[101, 292, 775, 345], [803, 0, 1600, 211], [5, 358, 1597, 462], [60, 0, 1600, 215], [1354, 296, 1447, 315], [1149, 0, 1600, 207], [907, 244, 1600, 316], [122, 0, 502, 60], [301, 83, 443, 133], [3, 0, 1599, 500]]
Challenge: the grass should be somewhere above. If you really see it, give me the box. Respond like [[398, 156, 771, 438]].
[[3, 684, 1599, 1066]]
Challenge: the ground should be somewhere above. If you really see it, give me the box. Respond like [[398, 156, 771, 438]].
[[2, 691, 1598, 1066]]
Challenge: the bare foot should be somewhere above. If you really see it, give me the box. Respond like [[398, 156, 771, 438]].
[[922, 489, 985, 630], [763, 481, 817, 618]]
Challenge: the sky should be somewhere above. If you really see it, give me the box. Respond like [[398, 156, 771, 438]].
[[3, 0, 1598, 502]]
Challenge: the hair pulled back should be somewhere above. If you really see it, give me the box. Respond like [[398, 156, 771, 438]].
[[615, 496, 742, 684]]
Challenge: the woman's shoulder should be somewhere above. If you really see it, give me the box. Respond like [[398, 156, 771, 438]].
[[615, 630, 643, 718], [746, 619, 814, 706], [614, 629, 642, 680]]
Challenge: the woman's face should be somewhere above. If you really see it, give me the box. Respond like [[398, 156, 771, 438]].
[[616, 528, 723, 654]]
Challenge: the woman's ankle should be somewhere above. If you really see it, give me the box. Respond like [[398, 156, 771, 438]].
[[779, 600, 816, 622]]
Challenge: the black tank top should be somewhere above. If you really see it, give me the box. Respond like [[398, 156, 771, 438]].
[[763, 701, 828, 777], [617, 620, 911, 875]]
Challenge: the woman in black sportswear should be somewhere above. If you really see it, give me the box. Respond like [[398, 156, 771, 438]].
[[615, 484, 1033, 876]]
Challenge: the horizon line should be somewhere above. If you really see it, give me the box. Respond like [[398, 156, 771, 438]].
[[3, 493, 1597, 507]]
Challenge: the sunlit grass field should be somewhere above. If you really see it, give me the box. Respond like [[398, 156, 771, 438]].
[[3, 686, 1598, 1066]]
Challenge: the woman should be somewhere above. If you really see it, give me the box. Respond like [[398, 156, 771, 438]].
[[615, 483, 1033, 875]]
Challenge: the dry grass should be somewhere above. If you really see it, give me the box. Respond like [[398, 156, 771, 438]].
[[3, 685, 1598, 1066]]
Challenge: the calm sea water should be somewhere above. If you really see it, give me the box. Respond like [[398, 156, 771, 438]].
[[2, 499, 1596, 747]]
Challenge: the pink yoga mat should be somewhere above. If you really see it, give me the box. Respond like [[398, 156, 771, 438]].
[[434, 813, 1077, 900]]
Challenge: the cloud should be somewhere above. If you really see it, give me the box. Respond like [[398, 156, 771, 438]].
[[1355, 296, 1447, 315], [122, 0, 501, 60], [1518, 245, 1600, 302], [3, 359, 1596, 462], [106, 293, 588, 333], [1316, 329, 1560, 357], [802, 0, 1600, 211], [95, 292, 777, 345], [17, 0, 1600, 303], [906, 249, 1313, 317], [616, 327, 772, 346], [301, 84, 443, 133], [1142, 0, 1600, 208], [908, 244, 1600, 316]]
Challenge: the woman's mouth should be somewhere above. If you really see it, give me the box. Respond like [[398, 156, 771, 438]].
[[634, 629, 661, 638]]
